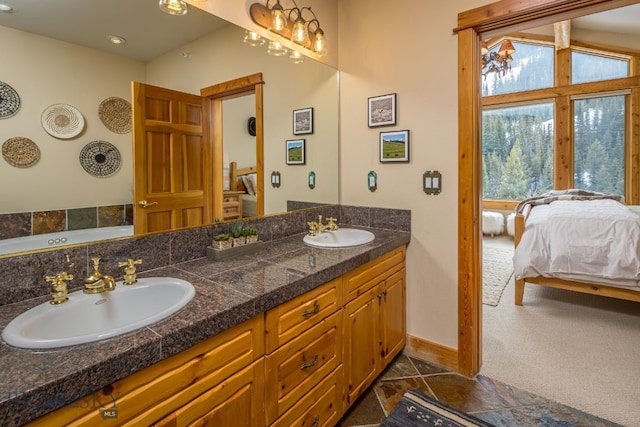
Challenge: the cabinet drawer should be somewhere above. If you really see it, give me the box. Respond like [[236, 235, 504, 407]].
[[265, 278, 340, 353], [271, 365, 343, 427], [343, 246, 405, 302], [27, 315, 264, 427], [265, 311, 342, 425]]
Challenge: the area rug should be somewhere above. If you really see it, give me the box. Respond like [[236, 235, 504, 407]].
[[380, 389, 494, 427], [482, 245, 513, 306]]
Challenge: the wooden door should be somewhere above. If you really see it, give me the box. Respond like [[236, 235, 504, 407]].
[[132, 82, 211, 234], [381, 268, 406, 367], [342, 284, 380, 408]]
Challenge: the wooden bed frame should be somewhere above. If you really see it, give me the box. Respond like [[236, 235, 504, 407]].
[[514, 203, 640, 305], [229, 161, 257, 192]]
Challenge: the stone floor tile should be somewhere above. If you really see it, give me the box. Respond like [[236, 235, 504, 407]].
[[408, 356, 450, 375], [337, 386, 386, 427], [373, 376, 434, 415], [424, 372, 510, 413], [378, 354, 420, 379]]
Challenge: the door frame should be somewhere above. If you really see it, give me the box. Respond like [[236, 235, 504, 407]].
[[201, 73, 265, 221], [455, 0, 640, 377]]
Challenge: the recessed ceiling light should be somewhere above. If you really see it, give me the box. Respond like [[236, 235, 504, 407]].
[[107, 35, 127, 45], [0, 4, 14, 13]]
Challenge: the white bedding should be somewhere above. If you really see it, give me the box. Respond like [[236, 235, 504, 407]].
[[514, 199, 640, 288]]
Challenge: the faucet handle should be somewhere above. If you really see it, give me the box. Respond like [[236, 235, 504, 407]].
[[118, 258, 142, 285], [326, 217, 338, 231], [46, 272, 74, 305], [307, 221, 319, 236]]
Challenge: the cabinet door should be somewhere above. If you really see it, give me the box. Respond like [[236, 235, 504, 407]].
[[154, 358, 264, 427], [343, 284, 380, 408], [381, 268, 406, 366]]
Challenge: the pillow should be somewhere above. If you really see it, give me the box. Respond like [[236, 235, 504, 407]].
[[242, 174, 256, 196], [249, 173, 257, 196]]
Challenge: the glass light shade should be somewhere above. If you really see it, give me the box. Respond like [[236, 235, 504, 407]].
[[498, 39, 516, 56], [312, 29, 326, 57], [158, 0, 188, 15], [289, 50, 304, 64], [270, 4, 288, 34], [267, 40, 288, 57], [291, 18, 310, 47], [243, 30, 266, 47]]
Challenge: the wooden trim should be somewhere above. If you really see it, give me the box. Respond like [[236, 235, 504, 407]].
[[200, 73, 264, 98], [404, 335, 459, 373], [457, 0, 640, 378], [629, 88, 640, 204]]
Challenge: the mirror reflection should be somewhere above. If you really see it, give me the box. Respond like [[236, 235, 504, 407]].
[[0, 0, 339, 256]]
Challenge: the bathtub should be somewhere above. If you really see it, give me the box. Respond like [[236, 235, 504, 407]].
[[0, 226, 134, 256]]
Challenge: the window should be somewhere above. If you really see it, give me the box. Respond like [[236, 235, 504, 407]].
[[482, 41, 554, 97], [573, 94, 626, 195], [482, 103, 554, 199], [482, 37, 635, 202], [572, 51, 628, 84]]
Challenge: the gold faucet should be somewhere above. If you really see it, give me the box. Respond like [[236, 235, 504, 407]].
[[83, 257, 116, 294], [46, 272, 74, 305], [118, 259, 143, 285], [307, 215, 339, 236]]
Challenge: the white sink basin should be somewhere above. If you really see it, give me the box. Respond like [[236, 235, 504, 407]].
[[303, 228, 375, 248], [2, 277, 195, 349]]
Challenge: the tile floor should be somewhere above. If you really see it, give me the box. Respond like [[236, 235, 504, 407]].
[[337, 353, 622, 427]]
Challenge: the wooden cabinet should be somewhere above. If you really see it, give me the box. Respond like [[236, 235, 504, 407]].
[[342, 247, 406, 408], [222, 191, 244, 220]]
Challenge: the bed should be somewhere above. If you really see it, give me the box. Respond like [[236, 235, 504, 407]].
[[229, 161, 258, 217], [513, 190, 640, 305]]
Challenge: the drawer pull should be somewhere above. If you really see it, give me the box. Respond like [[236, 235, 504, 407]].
[[311, 415, 319, 427], [300, 355, 318, 370], [301, 303, 320, 317]]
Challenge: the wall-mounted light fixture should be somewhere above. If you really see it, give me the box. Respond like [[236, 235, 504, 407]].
[[271, 171, 281, 188], [481, 39, 516, 78], [246, 1, 327, 63], [308, 171, 316, 189], [368, 171, 377, 192], [158, 0, 188, 15], [423, 170, 442, 195]]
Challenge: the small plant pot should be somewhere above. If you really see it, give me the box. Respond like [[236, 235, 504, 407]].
[[231, 236, 246, 247], [213, 240, 232, 250], [246, 235, 259, 244]]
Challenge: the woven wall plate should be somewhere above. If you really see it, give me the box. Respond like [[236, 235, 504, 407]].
[[79, 140, 121, 177], [41, 103, 85, 139], [98, 97, 132, 134], [0, 81, 21, 119], [2, 137, 41, 168]]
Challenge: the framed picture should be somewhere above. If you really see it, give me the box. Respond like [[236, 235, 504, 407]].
[[293, 107, 313, 135], [379, 130, 409, 163], [368, 93, 396, 127], [286, 139, 306, 165]]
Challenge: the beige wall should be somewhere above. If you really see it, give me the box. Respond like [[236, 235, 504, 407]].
[[338, 0, 492, 348], [0, 26, 145, 213]]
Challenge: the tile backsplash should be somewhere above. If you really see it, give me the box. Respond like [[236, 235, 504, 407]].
[[0, 204, 410, 307]]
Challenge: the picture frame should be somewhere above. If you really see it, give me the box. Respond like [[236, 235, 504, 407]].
[[368, 93, 396, 127], [286, 139, 306, 165], [293, 107, 313, 135], [379, 130, 409, 163]]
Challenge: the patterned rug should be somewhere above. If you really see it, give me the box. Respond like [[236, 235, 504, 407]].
[[380, 390, 494, 426], [483, 244, 514, 306]]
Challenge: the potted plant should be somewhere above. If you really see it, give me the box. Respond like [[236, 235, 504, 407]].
[[230, 222, 245, 247], [212, 233, 231, 250], [242, 227, 260, 244]]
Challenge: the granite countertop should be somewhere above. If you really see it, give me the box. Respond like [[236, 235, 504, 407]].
[[0, 227, 410, 426]]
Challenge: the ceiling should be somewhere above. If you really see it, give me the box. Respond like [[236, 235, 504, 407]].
[[1, 1, 638, 63], [0, 0, 229, 62]]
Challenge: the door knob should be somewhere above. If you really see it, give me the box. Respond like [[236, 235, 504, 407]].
[[138, 200, 158, 208]]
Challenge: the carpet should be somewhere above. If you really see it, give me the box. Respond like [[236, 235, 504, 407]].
[[482, 244, 513, 306], [380, 389, 494, 427]]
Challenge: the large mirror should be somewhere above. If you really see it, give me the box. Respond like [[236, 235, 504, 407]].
[[0, 0, 339, 256]]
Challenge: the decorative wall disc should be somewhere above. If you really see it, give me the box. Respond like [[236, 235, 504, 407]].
[[41, 103, 85, 139], [79, 140, 121, 177], [0, 81, 21, 119], [2, 137, 40, 168], [98, 97, 132, 134]]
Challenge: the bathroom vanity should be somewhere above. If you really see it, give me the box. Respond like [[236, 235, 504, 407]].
[[0, 205, 411, 426]]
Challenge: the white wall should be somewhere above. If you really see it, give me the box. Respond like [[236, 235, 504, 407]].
[[145, 24, 339, 214], [0, 26, 145, 213], [338, 0, 491, 348]]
